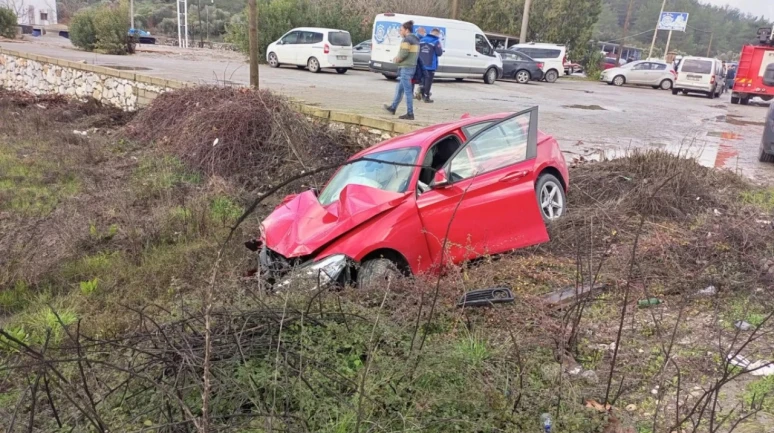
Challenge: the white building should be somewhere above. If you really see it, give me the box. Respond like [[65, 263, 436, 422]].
[[1, 0, 57, 26]]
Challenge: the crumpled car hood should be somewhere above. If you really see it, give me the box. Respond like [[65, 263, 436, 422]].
[[262, 185, 409, 258]]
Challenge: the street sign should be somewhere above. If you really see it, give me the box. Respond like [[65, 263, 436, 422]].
[[657, 12, 689, 32]]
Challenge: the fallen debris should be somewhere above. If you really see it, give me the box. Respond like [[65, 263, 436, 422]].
[[542, 283, 607, 309], [735, 320, 752, 331], [696, 285, 717, 296], [458, 287, 514, 307]]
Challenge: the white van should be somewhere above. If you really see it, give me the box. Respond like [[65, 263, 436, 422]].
[[369, 13, 503, 84], [672, 56, 723, 99], [266, 27, 354, 73], [509, 43, 566, 83]]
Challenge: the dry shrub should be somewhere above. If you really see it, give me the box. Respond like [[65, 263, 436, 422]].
[[125, 86, 360, 190], [568, 150, 746, 220]]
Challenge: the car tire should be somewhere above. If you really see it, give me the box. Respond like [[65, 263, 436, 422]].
[[545, 69, 559, 83], [296, 65, 305, 69], [483, 67, 498, 84], [336, 68, 348, 74], [536, 173, 566, 223], [672, 87, 678, 95], [357, 258, 400, 289], [515, 70, 531, 84], [760, 148, 774, 163], [660, 79, 672, 90], [707, 91, 715, 99], [383, 73, 397, 80], [308, 57, 321, 73], [741, 98, 750, 105], [681, 90, 688, 95], [731, 96, 740, 104], [455, 78, 464, 82], [612, 75, 625, 86], [268, 52, 279, 68]]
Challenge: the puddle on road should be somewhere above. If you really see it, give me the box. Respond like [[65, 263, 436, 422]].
[[563, 104, 606, 110], [707, 131, 741, 140], [710, 104, 727, 109], [715, 143, 739, 168], [103, 65, 151, 71], [561, 88, 595, 94]]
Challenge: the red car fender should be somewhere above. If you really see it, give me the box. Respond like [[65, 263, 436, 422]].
[[314, 196, 433, 274], [535, 135, 570, 191]]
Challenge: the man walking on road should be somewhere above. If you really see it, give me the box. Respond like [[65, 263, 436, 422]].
[[417, 28, 443, 103], [384, 20, 419, 120]]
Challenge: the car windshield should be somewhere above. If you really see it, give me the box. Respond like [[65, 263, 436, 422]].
[[328, 31, 352, 46], [318, 147, 420, 206], [681, 59, 712, 74]]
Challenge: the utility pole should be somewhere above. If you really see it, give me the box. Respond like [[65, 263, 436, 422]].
[[450, 0, 459, 19], [647, 0, 667, 59], [519, 0, 532, 44], [248, 0, 259, 88], [197, 0, 204, 47], [616, 0, 635, 64], [706, 31, 713, 56], [663, 30, 673, 60], [130, 0, 134, 29]]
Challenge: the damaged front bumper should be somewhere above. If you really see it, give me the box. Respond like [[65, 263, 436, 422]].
[[246, 239, 351, 290]]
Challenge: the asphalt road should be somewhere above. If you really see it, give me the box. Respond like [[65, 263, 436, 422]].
[[3, 35, 773, 184]]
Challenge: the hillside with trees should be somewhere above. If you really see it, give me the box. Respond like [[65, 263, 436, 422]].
[[593, 0, 773, 59]]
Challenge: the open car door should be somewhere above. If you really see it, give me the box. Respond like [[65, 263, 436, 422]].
[[415, 107, 549, 266]]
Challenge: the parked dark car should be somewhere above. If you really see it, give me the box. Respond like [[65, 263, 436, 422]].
[[760, 65, 774, 163], [497, 50, 544, 84], [353, 40, 372, 69]]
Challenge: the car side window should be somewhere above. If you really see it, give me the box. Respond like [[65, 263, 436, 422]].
[[633, 62, 648, 70], [447, 113, 532, 181], [281, 31, 299, 44], [653, 63, 667, 70], [299, 32, 322, 44], [475, 34, 492, 56]]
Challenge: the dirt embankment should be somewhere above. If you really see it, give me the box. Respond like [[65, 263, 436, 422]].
[[2, 88, 774, 433]]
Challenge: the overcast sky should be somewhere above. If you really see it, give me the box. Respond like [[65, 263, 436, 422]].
[[699, 0, 774, 21]]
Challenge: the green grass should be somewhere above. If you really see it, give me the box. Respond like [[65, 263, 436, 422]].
[[132, 155, 202, 199], [739, 188, 774, 212], [745, 375, 774, 413]]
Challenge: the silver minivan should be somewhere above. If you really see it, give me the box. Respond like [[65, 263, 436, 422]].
[[672, 56, 724, 99]]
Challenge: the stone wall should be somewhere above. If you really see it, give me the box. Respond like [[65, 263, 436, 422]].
[[0, 48, 188, 111]]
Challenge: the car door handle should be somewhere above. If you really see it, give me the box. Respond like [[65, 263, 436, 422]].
[[499, 170, 529, 182], [467, 53, 472, 56]]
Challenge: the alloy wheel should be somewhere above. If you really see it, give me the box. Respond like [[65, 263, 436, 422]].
[[540, 180, 564, 220], [516, 70, 530, 84], [268, 53, 278, 68]]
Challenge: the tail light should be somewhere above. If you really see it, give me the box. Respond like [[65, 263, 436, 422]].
[[324, 43, 330, 54], [710, 75, 715, 84], [562, 55, 567, 65], [670, 69, 676, 77], [537, 62, 544, 69]]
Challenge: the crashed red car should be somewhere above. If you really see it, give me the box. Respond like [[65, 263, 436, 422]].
[[251, 107, 569, 288]]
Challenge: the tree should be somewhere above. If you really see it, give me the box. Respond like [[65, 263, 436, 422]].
[[0, 6, 17, 39]]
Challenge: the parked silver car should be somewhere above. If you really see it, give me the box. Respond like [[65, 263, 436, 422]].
[[601, 60, 676, 90], [353, 40, 371, 69]]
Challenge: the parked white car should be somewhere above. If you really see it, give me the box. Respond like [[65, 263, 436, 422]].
[[672, 56, 724, 99], [369, 13, 503, 84], [600, 60, 676, 90], [266, 27, 354, 74], [508, 42, 566, 83]]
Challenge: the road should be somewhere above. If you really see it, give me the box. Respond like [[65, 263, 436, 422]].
[[3, 35, 774, 184]]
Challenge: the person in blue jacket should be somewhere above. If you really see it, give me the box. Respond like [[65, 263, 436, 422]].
[[417, 28, 443, 103]]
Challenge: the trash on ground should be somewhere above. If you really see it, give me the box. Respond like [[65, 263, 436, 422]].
[[72, 130, 88, 136], [735, 320, 752, 331], [625, 404, 637, 412], [543, 283, 607, 309], [457, 287, 514, 308], [540, 412, 553, 432], [637, 298, 662, 308], [585, 399, 610, 412], [697, 285, 717, 296], [748, 360, 774, 376]]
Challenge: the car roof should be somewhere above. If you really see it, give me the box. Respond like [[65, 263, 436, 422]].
[[351, 112, 548, 158], [290, 27, 350, 33], [513, 42, 565, 48]]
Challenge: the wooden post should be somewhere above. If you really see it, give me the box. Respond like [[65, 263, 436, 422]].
[[616, 0, 635, 64], [647, 0, 667, 59], [706, 31, 713, 57], [248, 0, 259, 88], [663, 30, 672, 60], [519, 0, 532, 44], [450, 0, 459, 19]]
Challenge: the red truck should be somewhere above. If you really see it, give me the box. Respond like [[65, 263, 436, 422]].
[[731, 27, 774, 105]]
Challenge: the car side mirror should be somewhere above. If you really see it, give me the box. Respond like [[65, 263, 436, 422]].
[[431, 169, 450, 188], [277, 41, 284, 45], [355, 46, 362, 50]]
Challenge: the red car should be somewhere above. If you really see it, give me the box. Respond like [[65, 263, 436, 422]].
[[253, 107, 569, 288]]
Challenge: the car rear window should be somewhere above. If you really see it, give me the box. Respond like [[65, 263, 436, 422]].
[[518, 48, 561, 59], [328, 31, 352, 46], [681, 59, 712, 74]]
